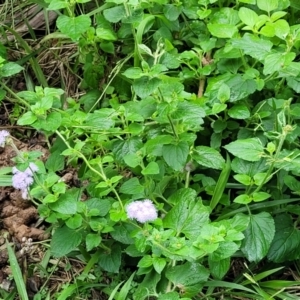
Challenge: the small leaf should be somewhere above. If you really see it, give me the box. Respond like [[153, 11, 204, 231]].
[[274, 19, 290, 39], [224, 138, 264, 161], [96, 28, 117, 40], [252, 192, 271, 202], [234, 174, 251, 186], [153, 257, 166, 274], [17, 111, 37, 125], [234, 194, 252, 204], [217, 84, 230, 102], [241, 212, 275, 262]]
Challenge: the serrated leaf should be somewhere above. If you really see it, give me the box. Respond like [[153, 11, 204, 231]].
[[49, 188, 79, 214], [208, 257, 230, 280], [166, 262, 209, 286], [224, 138, 264, 161], [0, 62, 23, 77], [241, 212, 275, 262], [133, 76, 161, 98], [103, 6, 126, 23], [274, 19, 290, 39], [192, 146, 225, 170], [86, 233, 101, 251], [257, 0, 278, 12], [231, 33, 273, 61], [51, 226, 82, 257], [228, 103, 250, 119], [99, 243, 122, 273], [238, 7, 258, 27], [141, 161, 159, 175], [120, 177, 144, 194], [153, 257, 166, 274], [263, 52, 296, 75], [17, 111, 37, 125], [96, 28, 117, 41], [162, 141, 189, 171], [234, 174, 251, 185], [208, 23, 238, 38], [56, 15, 91, 41], [164, 189, 210, 238], [268, 214, 300, 262]]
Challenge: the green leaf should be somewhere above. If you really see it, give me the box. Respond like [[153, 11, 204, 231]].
[[210, 241, 239, 260], [0, 62, 23, 77], [287, 77, 300, 93], [85, 198, 111, 216], [164, 189, 210, 238], [234, 194, 252, 204], [123, 67, 143, 79], [110, 223, 135, 244], [166, 262, 209, 286], [207, 23, 238, 38], [103, 6, 126, 23], [141, 161, 160, 175], [238, 7, 258, 27], [263, 52, 296, 75], [217, 84, 230, 102], [274, 19, 290, 39], [192, 146, 225, 170], [252, 192, 271, 202], [163, 4, 182, 21], [66, 214, 82, 229], [231, 33, 273, 61], [96, 28, 117, 41], [6, 241, 29, 300], [17, 111, 37, 125], [120, 177, 144, 194], [56, 15, 91, 41], [49, 188, 79, 214], [86, 233, 102, 251], [99, 244, 122, 273], [268, 214, 300, 262], [51, 226, 82, 257], [162, 141, 189, 171], [224, 138, 264, 161], [257, 0, 278, 12], [153, 257, 166, 274], [138, 255, 153, 268], [241, 212, 275, 262], [228, 103, 250, 119], [47, 0, 68, 9], [45, 150, 65, 172], [234, 174, 252, 185], [133, 77, 161, 98], [208, 257, 230, 280]]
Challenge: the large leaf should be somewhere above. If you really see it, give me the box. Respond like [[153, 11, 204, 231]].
[[162, 141, 189, 171], [133, 77, 161, 98], [192, 146, 225, 170], [56, 15, 91, 41], [113, 137, 143, 163], [241, 212, 275, 262], [207, 23, 238, 38], [0, 62, 23, 77], [224, 138, 264, 161], [257, 0, 278, 12], [267, 214, 300, 262], [51, 226, 82, 257], [164, 188, 210, 238], [98, 243, 122, 273], [231, 34, 272, 61], [49, 188, 79, 214], [166, 262, 209, 286]]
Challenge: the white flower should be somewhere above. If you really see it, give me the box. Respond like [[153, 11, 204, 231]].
[[0, 130, 9, 147], [126, 199, 158, 223]]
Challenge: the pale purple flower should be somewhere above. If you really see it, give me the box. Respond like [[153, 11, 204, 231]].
[[0, 130, 9, 147], [12, 163, 38, 199], [126, 199, 158, 223]]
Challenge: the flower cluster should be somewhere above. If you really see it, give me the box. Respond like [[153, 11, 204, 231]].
[[0, 130, 9, 147], [126, 199, 158, 223], [12, 163, 38, 199]]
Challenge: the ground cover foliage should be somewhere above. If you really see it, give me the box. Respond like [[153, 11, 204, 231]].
[[1, 0, 300, 298]]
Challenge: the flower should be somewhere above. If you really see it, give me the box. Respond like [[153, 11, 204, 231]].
[[126, 199, 158, 223], [0, 130, 9, 147], [12, 163, 38, 199]]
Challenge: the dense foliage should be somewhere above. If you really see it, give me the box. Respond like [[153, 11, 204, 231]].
[[2, 0, 300, 299]]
